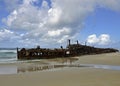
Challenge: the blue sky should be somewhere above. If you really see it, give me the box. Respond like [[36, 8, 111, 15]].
[[81, 8, 120, 41], [0, 0, 120, 49]]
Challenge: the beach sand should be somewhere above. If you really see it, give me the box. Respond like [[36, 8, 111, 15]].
[[76, 52, 120, 65], [0, 52, 120, 86]]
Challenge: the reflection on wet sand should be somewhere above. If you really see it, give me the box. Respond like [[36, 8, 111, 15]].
[[17, 64, 86, 73], [17, 58, 80, 73], [0, 58, 78, 74], [2, 57, 120, 74]]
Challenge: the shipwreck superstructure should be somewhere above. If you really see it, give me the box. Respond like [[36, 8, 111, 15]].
[[17, 39, 119, 60]]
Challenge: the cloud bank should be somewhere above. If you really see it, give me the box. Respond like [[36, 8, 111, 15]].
[[87, 34, 111, 45], [1, 0, 120, 47]]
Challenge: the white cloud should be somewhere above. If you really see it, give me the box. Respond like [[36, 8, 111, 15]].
[[47, 27, 71, 37], [48, 7, 62, 24], [86, 34, 99, 44], [0, 28, 39, 47], [87, 34, 111, 45], [42, 0, 49, 9], [99, 34, 111, 45], [4, 10, 17, 26], [98, 0, 120, 11], [0, 29, 19, 41], [2, 0, 120, 47]]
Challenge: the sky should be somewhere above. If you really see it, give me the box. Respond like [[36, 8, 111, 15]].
[[0, 0, 120, 49]]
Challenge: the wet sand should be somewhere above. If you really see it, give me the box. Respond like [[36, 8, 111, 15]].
[[0, 52, 120, 86]]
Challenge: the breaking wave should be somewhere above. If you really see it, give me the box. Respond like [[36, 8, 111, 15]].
[[0, 49, 17, 63]]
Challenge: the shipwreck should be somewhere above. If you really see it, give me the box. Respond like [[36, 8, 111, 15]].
[[17, 39, 119, 60]]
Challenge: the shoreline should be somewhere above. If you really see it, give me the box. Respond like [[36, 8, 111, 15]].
[[0, 52, 120, 74], [0, 52, 120, 86]]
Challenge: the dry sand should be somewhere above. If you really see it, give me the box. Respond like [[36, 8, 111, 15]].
[[0, 52, 120, 86], [76, 52, 120, 65]]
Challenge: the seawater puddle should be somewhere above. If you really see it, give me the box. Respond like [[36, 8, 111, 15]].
[[0, 65, 17, 74], [81, 64, 120, 70], [0, 64, 120, 75]]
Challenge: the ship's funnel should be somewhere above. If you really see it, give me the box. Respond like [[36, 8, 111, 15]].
[[68, 39, 71, 46], [77, 40, 79, 45]]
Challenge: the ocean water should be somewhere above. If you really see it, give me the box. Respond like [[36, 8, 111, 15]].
[[0, 49, 17, 63]]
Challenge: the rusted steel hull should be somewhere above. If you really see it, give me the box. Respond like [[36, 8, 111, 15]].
[[17, 44, 119, 60], [17, 48, 69, 60]]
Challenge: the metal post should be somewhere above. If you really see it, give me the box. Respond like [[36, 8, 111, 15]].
[[17, 47, 19, 59], [68, 39, 71, 46]]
